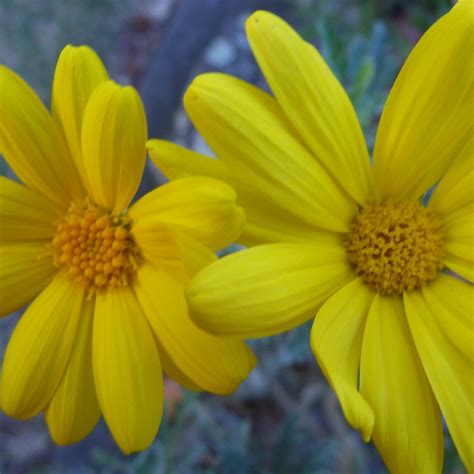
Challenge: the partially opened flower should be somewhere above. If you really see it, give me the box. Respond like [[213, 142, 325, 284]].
[[0, 45, 255, 454], [148, 3, 473, 472]]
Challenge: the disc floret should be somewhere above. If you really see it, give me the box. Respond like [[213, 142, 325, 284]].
[[345, 201, 445, 295], [52, 200, 142, 293]]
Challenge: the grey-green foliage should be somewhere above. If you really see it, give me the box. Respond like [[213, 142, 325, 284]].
[[0, 0, 133, 102]]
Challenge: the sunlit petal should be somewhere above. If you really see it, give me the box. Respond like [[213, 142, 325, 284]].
[[311, 278, 375, 441], [187, 242, 353, 338], [1, 274, 84, 418], [373, 1, 474, 200], [93, 287, 163, 454], [360, 294, 443, 473]]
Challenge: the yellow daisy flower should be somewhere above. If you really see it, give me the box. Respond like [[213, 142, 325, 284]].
[[0, 45, 255, 454], [148, 3, 473, 472]]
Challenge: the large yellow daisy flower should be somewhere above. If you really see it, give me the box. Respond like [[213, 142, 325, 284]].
[[0, 45, 255, 454], [148, 3, 473, 472]]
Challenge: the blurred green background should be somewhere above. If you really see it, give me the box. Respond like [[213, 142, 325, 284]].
[[0, 0, 464, 473]]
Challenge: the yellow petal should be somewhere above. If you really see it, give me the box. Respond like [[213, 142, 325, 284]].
[[174, 233, 217, 279], [93, 287, 163, 454], [405, 285, 474, 473], [441, 201, 474, 229], [156, 349, 201, 392], [51, 44, 108, 185], [131, 222, 188, 284], [239, 202, 339, 247], [148, 139, 346, 246], [1, 274, 84, 418], [134, 263, 256, 394], [430, 138, 473, 282], [187, 241, 354, 338], [0, 242, 56, 317], [184, 73, 357, 232], [130, 177, 244, 251], [359, 295, 443, 473], [246, 11, 373, 206], [428, 136, 473, 216], [310, 279, 374, 441], [0, 176, 59, 241], [0, 65, 83, 208], [45, 298, 100, 445], [442, 207, 474, 283], [373, 1, 474, 201], [443, 254, 473, 284], [423, 274, 473, 363], [147, 138, 227, 181], [82, 81, 147, 213]]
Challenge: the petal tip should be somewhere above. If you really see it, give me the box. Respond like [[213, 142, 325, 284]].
[[246, 10, 274, 31], [183, 83, 200, 106], [185, 73, 226, 104], [185, 73, 238, 107], [146, 138, 159, 150]]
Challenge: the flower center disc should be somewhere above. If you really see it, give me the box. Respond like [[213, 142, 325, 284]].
[[52, 201, 142, 293], [345, 201, 445, 295]]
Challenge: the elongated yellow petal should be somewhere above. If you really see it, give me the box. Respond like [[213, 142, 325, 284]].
[[0, 242, 56, 317], [174, 233, 217, 279], [131, 222, 188, 283], [130, 177, 244, 251], [442, 208, 474, 283], [405, 285, 474, 473], [360, 295, 443, 473], [427, 136, 474, 281], [0, 176, 59, 241], [0, 66, 83, 208], [187, 242, 354, 338], [45, 298, 100, 445], [51, 45, 108, 185], [441, 202, 474, 229], [373, 0, 474, 200], [1, 274, 84, 418], [443, 225, 473, 268], [443, 254, 473, 284], [423, 274, 473, 363], [134, 263, 256, 394], [311, 279, 374, 441], [82, 81, 147, 213], [93, 287, 163, 454], [246, 11, 373, 205], [184, 74, 357, 232], [147, 139, 227, 181], [148, 140, 345, 247], [157, 351, 201, 392], [428, 136, 473, 216]]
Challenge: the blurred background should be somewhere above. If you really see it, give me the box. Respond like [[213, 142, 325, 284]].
[[0, 0, 464, 473]]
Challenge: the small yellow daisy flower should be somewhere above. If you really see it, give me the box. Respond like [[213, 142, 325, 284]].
[[0, 45, 255, 454], [148, 3, 473, 472]]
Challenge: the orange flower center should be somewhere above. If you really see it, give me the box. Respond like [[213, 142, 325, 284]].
[[345, 201, 445, 295], [52, 200, 142, 293]]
